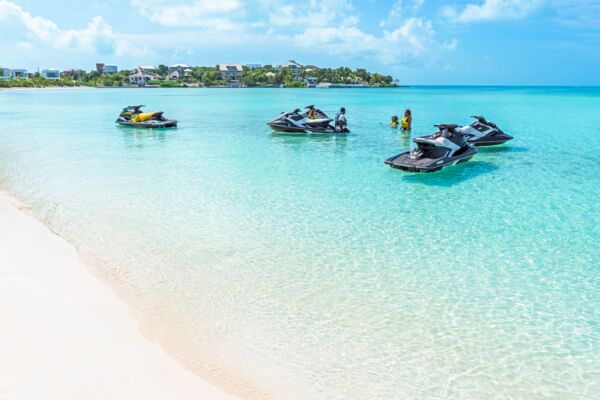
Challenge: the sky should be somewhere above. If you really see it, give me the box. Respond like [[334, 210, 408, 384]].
[[1, 0, 599, 85]]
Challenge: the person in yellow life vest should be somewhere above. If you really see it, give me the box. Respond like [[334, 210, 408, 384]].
[[390, 115, 399, 128], [308, 108, 317, 120], [401, 109, 412, 133]]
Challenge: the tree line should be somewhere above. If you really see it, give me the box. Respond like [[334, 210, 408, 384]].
[[1, 65, 395, 88]]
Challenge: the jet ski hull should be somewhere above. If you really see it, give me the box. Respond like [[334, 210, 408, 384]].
[[468, 134, 513, 146], [117, 119, 177, 128], [385, 147, 477, 172], [267, 122, 348, 134]]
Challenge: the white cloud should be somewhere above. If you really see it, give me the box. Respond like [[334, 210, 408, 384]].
[[0, 0, 120, 55], [442, 0, 545, 23], [130, 0, 243, 28]]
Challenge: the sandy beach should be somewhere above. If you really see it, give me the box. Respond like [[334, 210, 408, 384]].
[[0, 192, 238, 400]]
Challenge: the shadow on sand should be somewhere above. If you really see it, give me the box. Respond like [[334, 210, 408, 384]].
[[398, 161, 499, 187]]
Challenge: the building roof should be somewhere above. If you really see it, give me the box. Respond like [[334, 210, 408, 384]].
[[42, 68, 59, 72], [170, 63, 190, 68], [183, 68, 193, 72], [139, 65, 156, 70], [303, 65, 319, 70], [265, 71, 276, 77], [278, 60, 303, 68], [130, 67, 154, 78], [218, 63, 243, 72]]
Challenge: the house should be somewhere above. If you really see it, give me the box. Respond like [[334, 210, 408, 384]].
[[304, 77, 318, 85], [139, 66, 156, 73], [265, 71, 276, 78], [245, 64, 262, 70], [62, 69, 85, 78], [9, 68, 29, 79], [169, 64, 190, 73], [303, 65, 319, 71], [103, 65, 118, 73], [183, 68, 193, 78], [41, 68, 60, 80], [2, 68, 28, 78], [129, 67, 157, 86], [169, 70, 180, 80], [218, 64, 243, 82], [276, 60, 303, 76]]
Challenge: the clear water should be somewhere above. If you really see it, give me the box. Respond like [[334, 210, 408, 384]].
[[1, 87, 599, 399]]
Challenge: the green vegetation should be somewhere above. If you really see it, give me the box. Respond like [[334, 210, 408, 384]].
[[284, 81, 307, 88], [1, 65, 396, 88]]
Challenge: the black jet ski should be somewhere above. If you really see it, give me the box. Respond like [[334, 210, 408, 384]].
[[116, 105, 177, 128], [385, 124, 478, 172], [459, 116, 512, 146], [267, 105, 349, 134]]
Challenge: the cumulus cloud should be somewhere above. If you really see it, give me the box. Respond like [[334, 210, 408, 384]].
[[130, 0, 242, 28], [442, 0, 545, 23], [0, 0, 120, 55]]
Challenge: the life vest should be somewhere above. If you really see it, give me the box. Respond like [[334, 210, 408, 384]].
[[390, 121, 398, 128], [401, 117, 409, 129]]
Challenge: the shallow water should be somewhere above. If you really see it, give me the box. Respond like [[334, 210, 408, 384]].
[[1, 87, 599, 399]]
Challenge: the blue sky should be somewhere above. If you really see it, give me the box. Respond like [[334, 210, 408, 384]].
[[1, 0, 599, 84]]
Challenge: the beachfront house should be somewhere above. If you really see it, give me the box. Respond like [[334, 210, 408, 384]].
[[218, 64, 243, 87], [129, 67, 157, 86], [62, 69, 85, 78], [169, 64, 190, 73], [245, 64, 262, 70], [139, 66, 156, 74], [183, 68, 193, 78], [276, 60, 303, 77], [1, 68, 29, 79], [169, 70, 180, 80], [304, 77, 318, 87], [41, 68, 60, 80]]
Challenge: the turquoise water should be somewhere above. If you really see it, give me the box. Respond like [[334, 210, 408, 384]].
[[0, 87, 599, 399]]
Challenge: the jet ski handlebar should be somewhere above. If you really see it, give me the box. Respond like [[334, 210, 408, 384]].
[[435, 124, 459, 130]]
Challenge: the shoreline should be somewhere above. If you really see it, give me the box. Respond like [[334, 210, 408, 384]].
[[0, 191, 239, 400]]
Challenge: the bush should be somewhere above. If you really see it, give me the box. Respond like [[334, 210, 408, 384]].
[[284, 81, 307, 88], [159, 80, 183, 88]]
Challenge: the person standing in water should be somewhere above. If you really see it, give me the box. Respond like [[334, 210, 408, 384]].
[[335, 107, 347, 132], [401, 109, 412, 134]]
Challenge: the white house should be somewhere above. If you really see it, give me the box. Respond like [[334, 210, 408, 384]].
[[218, 64, 243, 82], [103, 65, 118, 73], [265, 71, 276, 78], [0, 68, 28, 79], [169, 70, 180, 80], [169, 64, 190, 73], [129, 67, 157, 86], [41, 68, 60, 80], [276, 60, 303, 76], [183, 68, 193, 78], [139, 66, 156, 73]]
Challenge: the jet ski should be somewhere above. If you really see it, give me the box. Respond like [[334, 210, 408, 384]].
[[116, 105, 177, 128], [267, 105, 349, 134], [459, 116, 512, 146], [385, 124, 478, 172]]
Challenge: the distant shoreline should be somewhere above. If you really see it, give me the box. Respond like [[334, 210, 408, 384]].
[[1, 85, 409, 90]]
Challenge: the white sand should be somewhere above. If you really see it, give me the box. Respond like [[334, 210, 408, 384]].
[[0, 193, 238, 400]]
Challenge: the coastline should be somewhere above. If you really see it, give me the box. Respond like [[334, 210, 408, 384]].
[[0, 191, 239, 400], [0, 86, 92, 91]]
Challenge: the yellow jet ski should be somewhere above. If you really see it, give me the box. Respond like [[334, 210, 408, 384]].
[[116, 105, 177, 128]]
